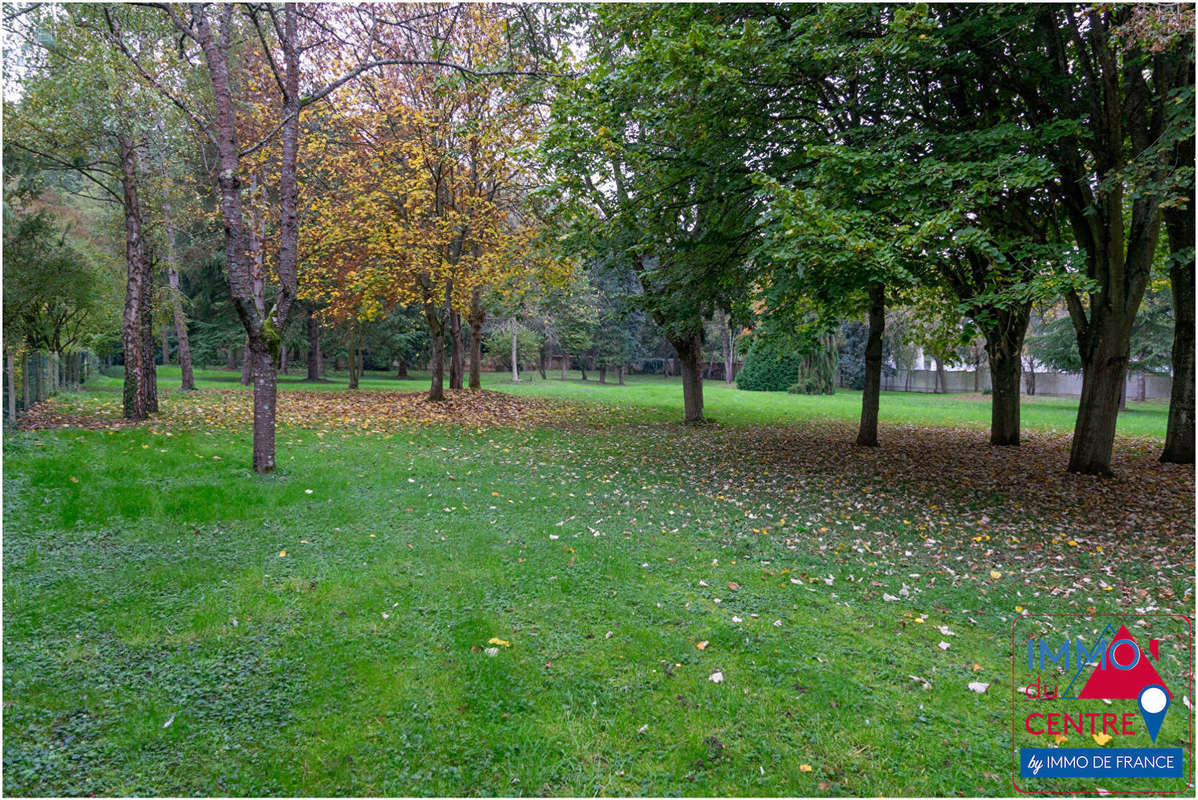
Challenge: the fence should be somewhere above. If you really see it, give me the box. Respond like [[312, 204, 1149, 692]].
[[879, 366, 1172, 400], [3, 350, 100, 425]]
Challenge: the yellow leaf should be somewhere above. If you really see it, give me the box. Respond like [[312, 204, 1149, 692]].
[[278, 550, 287, 557], [488, 637, 510, 648], [696, 640, 709, 651], [989, 570, 1002, 579], [1092, 732, 1112, 746], [799, 764, 813, 772], [972, 663, 982, 672], [1054, 735, 1068, 745]]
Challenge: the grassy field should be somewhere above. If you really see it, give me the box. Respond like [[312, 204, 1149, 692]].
[[86, 364, 1171, 436], [3, 367, 1192, 795]]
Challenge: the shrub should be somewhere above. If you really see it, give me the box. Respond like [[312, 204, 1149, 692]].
[[736, 336, 801, 392]]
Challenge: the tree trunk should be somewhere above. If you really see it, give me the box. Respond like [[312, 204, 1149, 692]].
[[934, 358, 946, 394], [307, 307, 322, 380], [190, 4, 298, 475], [279, 341, 287, 375], [347, 338, 359, 390], [675, 334, 705, 423], [250, 345, 276, 473], [560, 354, 567, 380], [241, 335, 252, 385], [449, 308, 464, 391], [857, 284, 884, 447], [618, 366, 625, 385], [721, 311, 735, 385], [396, 358, 408, 379], [226, 347, 236, 370], [1136, 372, 1146, 403], [511, 324, 520, 382], [166, 266, 194, 390], [1162, 203, 1195, 463], [1068, 325, 1134, 476], [1119, 371, 1128, 411], [580, 359, 588, 381], [599, 366, 607, 384], [425, 300, 446, 401], [118, 134, 150, 420], [468, 289, 484, 389], [140, 276, 157, 413], [980, 307, 1030, 446]]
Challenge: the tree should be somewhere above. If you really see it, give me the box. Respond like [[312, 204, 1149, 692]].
[[544, 4, 762, 422], [5, 4, 167, 418], [1, 207, 110, 362], [958, 4, 1192, 474], [300, 5, 552, 402]]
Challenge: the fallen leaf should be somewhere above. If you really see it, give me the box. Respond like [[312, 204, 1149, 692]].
[[967, 682, 989, 694], [696, 640, 709, 651], [799, 764, 813, 773], [709, 670, 724, 683], [1092, 732, 1112, 746], [488, 637, 510, 647]]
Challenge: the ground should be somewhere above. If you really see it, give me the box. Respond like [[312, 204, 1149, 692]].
[[2, 368, 1193, 796]]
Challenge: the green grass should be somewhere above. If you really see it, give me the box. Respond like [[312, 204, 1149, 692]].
[[92, 364, 1170, 438], [3, 368, 1191, 795]]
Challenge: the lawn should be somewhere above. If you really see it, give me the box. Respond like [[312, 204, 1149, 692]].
[[2, 368, 1193, 796]]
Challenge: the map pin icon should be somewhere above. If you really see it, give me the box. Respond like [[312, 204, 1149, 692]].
[[1138, 685, 1170, 743]]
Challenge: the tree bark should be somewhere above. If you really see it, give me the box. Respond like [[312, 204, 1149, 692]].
[[1162, 203, 1195, 463], [857, 284, 885, 447], [721, 310, 735, 385], [468, 289, 484, 389], [347, 336, 359, 390], [1137, 371, 1146, 403], [396, 358, 408, 379], [449, 307, 464, 391], [980, 306, 1030, 446], [140, 269, 157, 414], [306, 307, 322, 380], [676, 335, 704, 423], [511, 323, 520, 382], [240, 335, 252, 385], [560, 354, 567, 380], [1069, 325, 1134, 476], [618, 366, 625, 385], [250, 347, 277, 473], [166, 268, 194, 391], [279, 341, 287, 375], [118, 134, 150, 420], [424, 298, 446, 401], [599, 366, 607, 384]]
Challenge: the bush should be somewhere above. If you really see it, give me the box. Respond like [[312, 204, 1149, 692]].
[[736, 336, 801, 392]]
